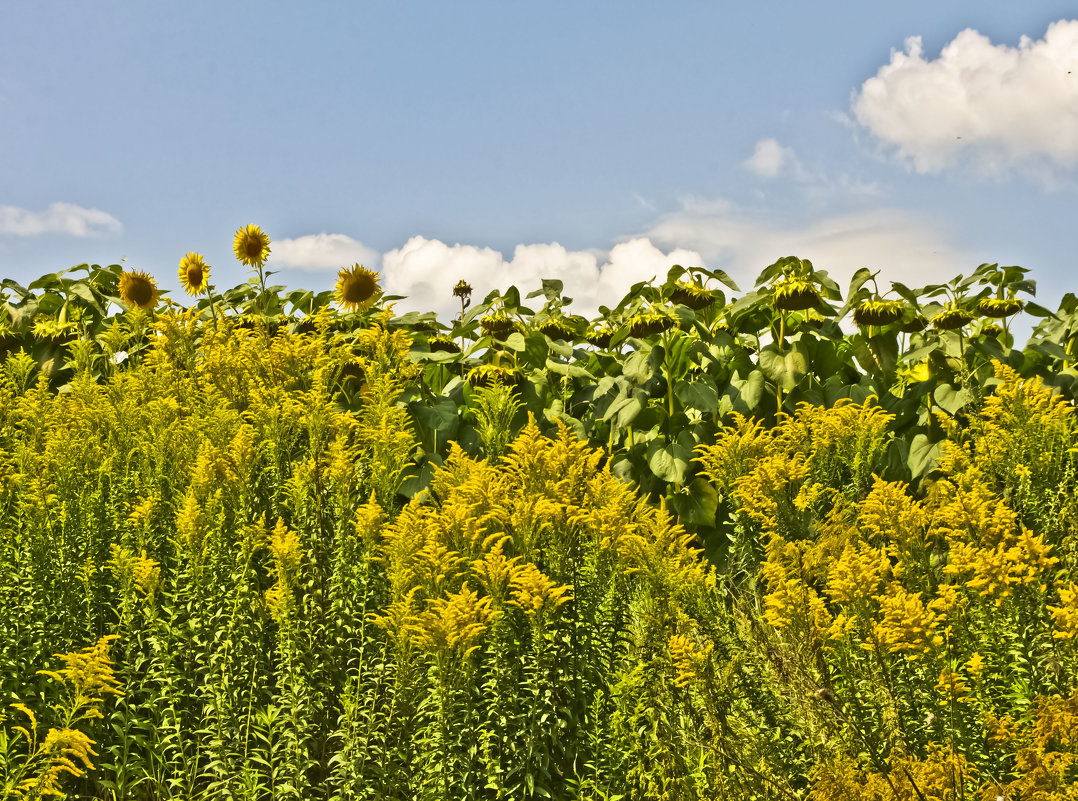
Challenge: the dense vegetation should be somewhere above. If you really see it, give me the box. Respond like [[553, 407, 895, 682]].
[[1, 230, 1076, 798]]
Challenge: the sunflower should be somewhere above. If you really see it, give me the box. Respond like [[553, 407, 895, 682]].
[[932, 306, 974, 331], [178, 252, 210, 296], [977, 298, 1024, 319], [900, 314, 928, 334], [538, 316, 583, 341], [628, 311, 676, 338], [118, 270, 160, 310], [669, 281, 716, 310], [335, 264, 382, 312], [585, 323, 615, 348], [773, 277, 819, 311], [428, 334, 461, 353], [480, 310, 517, 340], [233, 224, 271, 267], [853, 298, 904, 327]]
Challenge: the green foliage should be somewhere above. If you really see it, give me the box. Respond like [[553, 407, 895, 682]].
[[2, 249, 1078, 798]]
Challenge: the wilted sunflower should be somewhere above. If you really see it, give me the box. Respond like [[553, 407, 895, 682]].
[[978, 297, 1024, 318], [628, 311, 675, 338], [773, 277, 819, 311], [932, 306, 974, 331], [336, 264, 382, 312], [233, 224, 271, 267], [585, 323, 615, 348], [480, 310, 517, 340], [178, 252, 210, 296], [118, 269, 160, 310], [538, 316, 582, 341], [669, 281, 716, 310], [428, 334, 461, 353], [853, 298, 904, 327], [467, 363, 518, 387], [900, 314, 928, 333]]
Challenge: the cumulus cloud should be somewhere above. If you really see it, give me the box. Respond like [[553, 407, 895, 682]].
[[745, 138, 798, 178], [270, 233, 381, 271], [0, 202, 122, 237], [645, 196, 974, 292], [852, 20, 1078, 177], [381, 236, 703, 319]]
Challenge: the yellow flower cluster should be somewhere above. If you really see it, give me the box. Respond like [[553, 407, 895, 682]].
[[108, 545, 161, 600], [872, 585, 943, 658], [668, 633, 713, 688]]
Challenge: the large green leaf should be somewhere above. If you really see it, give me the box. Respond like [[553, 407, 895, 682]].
[[647, 433, 695, 484], [675, 377, 719, 415], [908, 433, 943, 479], [933, 383, 974, 416], [758, 346, 807, 391], [728, 369, 766, 413]]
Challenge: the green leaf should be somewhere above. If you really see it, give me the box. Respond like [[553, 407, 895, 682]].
[[908, 433, 943, 479], [933, 383, 974, 416], [604, 390, 647, 430], [668, 477, 718, 525], [758, 346, 807, 391], [728, 369, 765, 413], [622, 349, 653, 384], [647, 434, 694, 484], [503, 331, 526, 351], [675, 376, 719, 414]]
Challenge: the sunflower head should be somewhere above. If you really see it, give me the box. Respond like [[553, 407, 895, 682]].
[[538, 315, 583, 341], [627, 311, 676, 338], [977, 297, 1024, 319], [480, 310, 517, 340], [233, 224, 271, 267], [335, 264, 382, 312], [118, 270, 160, 311], [773, 277, 819, 311], [584, 323, 615, 348], [453, 280, 473, 301], [669, 281, 716, 310], [932, 306, 974, 331], [853, 298, 904, 327], [900, 314, 928, 334], [178, 252, 210, 296], [428, 334, 461, 353]]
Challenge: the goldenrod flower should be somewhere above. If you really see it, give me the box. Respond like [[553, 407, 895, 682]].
[[178, 252, 210, 296], [233, 224, 270, 267], [335, 264, 382, 312], [118, 269, 159, 310]]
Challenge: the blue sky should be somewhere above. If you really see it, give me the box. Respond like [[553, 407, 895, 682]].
[[2, 1, 1076, 320]]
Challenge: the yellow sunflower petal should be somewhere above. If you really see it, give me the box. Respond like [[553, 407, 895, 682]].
[[118, 270, 160, 311], [178, 252, 210, 296]]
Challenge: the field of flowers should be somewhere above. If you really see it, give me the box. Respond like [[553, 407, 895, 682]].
[[0, 226, 1076, 799]]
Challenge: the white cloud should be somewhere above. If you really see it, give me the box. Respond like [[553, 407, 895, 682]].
[[745, 138, 798, 178], [270, 233, 381, 271], [381, 236, 703, 319], [645, 196, 974, 292], [0, 202, 121, 237], [852, 20, 1078, 177]]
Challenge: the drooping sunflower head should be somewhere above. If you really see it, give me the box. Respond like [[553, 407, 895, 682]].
[[335, 264, 382, 312], [233, 224, 271, 267], [932, 306, 974, 331], [977, 297, 1024, 319], [669, 281, 716, 310], [853, 298, 904, 327], [627, 311, 676, 338], [118, 269, 160, 311], [480, 310, 517, 340], [772, 277, 819, 311], [178, 252, 210, 296]]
